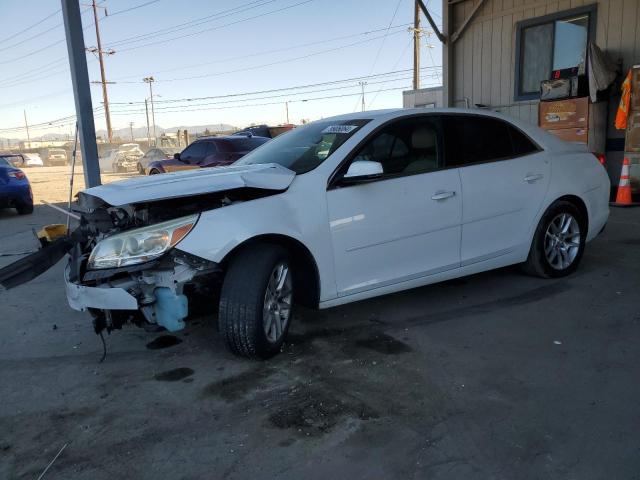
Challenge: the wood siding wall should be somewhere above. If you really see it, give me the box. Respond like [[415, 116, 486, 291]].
[[450, 0, 640, 126]]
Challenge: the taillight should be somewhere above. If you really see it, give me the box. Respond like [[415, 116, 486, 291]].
[[594, 153, 606, 166], [8, 170, 26, 180]]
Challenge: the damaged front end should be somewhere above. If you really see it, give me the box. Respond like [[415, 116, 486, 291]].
[[0, 163, 295, 337]]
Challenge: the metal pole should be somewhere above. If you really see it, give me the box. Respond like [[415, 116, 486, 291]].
[[144, 77, 157, 145], [413, 0, 421, 90], [285, 101, 289, 124], [91, 0, 113, 143], [61, 0, 101, 187], [23, 110, 31, 148], [150, 82, 156, 144], [129, 122, 134, 141], [359, 82, 367, 112], [67, 122, 79, 231], [145, 99, 151, 146]]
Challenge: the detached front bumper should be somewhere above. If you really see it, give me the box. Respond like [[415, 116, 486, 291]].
[[63, 251, 220, 333], [64, 265, 138, 311]]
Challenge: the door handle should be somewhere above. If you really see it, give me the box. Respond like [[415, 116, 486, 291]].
[[524, 173, 544, 183], [431, 190, 456, 201]]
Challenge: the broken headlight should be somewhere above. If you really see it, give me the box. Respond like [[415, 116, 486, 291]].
[[88, 214, 199, 269]]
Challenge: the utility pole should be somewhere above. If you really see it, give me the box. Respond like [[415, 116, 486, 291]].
[[144, 99, 151, 146], [90, 0, 113, 143], [285, 101, 290, 124], [23, 110, 31, 148], [143, 76, 156, 146], [359, 82, 367, 112], [413, 0, 421, 90], [129, 122, 134, 141]]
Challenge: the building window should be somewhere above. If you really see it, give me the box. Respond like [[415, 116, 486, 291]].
[[514, 5, 596, 101]]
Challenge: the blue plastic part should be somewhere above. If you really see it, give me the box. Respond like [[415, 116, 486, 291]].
[[153, 287, 188, 332]]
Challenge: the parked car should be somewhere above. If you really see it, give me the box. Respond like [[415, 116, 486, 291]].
[[233, 124, 294, 138], [98, 144, 144, 173], [22, 153, 44, 167], [0, 155, 33, 214], [112, 144, 144, 173], [137, 147, 180, 174], [0, 109, 610, 360], [147, 136, 269, 174], [40, 148, 68, 166]]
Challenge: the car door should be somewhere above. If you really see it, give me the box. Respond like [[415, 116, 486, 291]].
[[442, 114, 550, 265], [326, 115, 462, 297], [169, 142, 206, 172]]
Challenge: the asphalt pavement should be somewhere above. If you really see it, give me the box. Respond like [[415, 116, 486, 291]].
[[1, 204, 639, 480]]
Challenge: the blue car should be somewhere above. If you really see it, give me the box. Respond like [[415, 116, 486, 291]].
[[0, 154, 33, 215]]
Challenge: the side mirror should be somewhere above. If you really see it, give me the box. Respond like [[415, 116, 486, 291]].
[[342, 160, 383, 183], [173, 152, 181, 160]]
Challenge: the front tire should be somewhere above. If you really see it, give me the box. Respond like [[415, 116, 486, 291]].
[[149, 168, 160, 175], [522, 200, 586, 278], [219, 245, 293, 359]]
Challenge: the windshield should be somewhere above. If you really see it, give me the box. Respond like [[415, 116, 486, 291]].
[[234, 119, 370, 174]]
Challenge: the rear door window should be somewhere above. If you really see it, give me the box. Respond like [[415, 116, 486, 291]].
[[443, 115, 514, 166], [508, 125, 540, 156]]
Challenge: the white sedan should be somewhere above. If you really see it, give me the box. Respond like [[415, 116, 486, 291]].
[[0, 108, 610, 359]]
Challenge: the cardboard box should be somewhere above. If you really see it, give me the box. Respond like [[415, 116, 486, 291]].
[[548, 127, 588, 143], [539, 97, 589, 130], [631, 66, 640, 111], [626, 112, 640, 152]]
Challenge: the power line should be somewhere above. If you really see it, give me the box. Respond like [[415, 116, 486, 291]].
[[112, 0, 315, 54], [116, 30, 407, 84], [0, 9, 61, 46], [109, 74, 429, 113], [366, 0, 404, 76], [107, 0, 162, 17], [105, 0, 274, 48], [109, 67, 441, 105], [109, 84, 424, 116], [109, 23, 411, 82]]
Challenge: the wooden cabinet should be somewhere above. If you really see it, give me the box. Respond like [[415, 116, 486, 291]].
[[538, 97, 606, 153]]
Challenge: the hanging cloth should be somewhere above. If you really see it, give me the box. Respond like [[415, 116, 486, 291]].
[[615, 70, 632, 130]]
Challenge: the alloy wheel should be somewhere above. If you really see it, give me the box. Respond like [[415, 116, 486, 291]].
[[544, 213, 581, 270], [263, 262, 292, 343]]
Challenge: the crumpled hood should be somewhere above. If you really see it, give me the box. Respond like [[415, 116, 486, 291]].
[[78, 163, 295, 207]]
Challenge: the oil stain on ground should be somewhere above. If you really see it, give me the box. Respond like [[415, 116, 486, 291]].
[[268, 385, 378, 437], [200, 367, 274, 401], [355, 333, 412, 354], [146, 335, 183, 350], [154, 367, 194, 382]]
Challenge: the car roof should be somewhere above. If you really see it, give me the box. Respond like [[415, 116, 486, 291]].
[[320, 107, 573, 152]]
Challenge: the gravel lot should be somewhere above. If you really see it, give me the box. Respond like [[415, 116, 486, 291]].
[[20, 165, 134, 205], [0, 170, 639, 479]]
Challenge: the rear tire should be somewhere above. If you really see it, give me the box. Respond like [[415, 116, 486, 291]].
[[522, 200, 586, 278], [218, 245, 293, 359], [16, 203, 34, 215], [137, 163, 145, 175], [149, 168, 160, 175]]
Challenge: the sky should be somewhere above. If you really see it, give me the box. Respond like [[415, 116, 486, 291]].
[[0, 0, 443, 139]]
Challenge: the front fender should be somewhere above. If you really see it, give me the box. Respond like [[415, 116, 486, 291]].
[[176, 178, 338, 302]]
